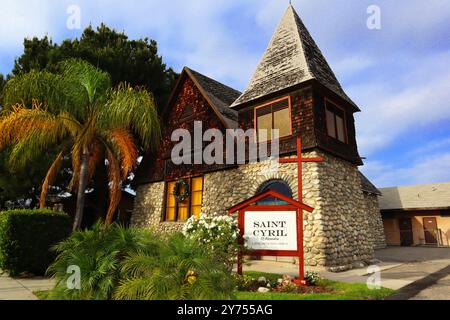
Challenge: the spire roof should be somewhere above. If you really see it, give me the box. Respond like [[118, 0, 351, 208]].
[[231, 5, 357, 109]]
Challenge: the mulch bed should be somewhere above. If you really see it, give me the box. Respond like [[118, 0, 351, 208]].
[[271, 285, 334, 294], [244, 283, 334, 295]]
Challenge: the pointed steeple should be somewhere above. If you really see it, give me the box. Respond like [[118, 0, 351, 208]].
[[231, 5, 357, 109]]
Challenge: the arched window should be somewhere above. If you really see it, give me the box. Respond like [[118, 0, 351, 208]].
[[256, 180, 293, 205]]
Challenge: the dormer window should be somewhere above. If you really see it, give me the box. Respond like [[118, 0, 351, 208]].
[[255, 97, 292, 142], [325, 100, 347, 143]]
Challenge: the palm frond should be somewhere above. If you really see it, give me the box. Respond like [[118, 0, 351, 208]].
[[0, 104, 71, 169], [114, 276, 156, 300], [40, 150, 64, 208], [98, 83, 161, 149], [58, 111, 83, 137], [69, 142, 82, 191], [2, 70, 87, 120], [87, 140, 104, 180], [2, 71, 63, 110], [0, 104, 55, 148], [104, 128, 138, 179], [59, 59, 111, 106]]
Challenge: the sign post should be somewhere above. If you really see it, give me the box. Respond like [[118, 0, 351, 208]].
[[228, 190, 314, 284]]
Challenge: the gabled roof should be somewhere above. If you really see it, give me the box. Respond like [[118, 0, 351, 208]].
[[379, 182, 450, 211], [169, 67, 240, 129], [359, 172, 381, 196], [227, 189, 314, 213], [231, 5, 358, 110]]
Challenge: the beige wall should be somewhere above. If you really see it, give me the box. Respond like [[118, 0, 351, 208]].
[[383, 218, 400, 245], [382, 211, 450, 246]]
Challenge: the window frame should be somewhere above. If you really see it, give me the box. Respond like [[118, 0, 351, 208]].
[[254, 96, 293, 143], [324, 98, 348, 144], [163, 175, 204, 222]]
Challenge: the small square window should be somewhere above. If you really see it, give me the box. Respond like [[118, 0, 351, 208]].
[[255, 97, 292, 142], [325, 101, 347, 143]]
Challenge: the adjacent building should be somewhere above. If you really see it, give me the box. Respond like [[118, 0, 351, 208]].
[[380, 183, 450, 247]]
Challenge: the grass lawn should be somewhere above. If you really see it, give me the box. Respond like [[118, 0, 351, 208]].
[[33, 271, 395, 300], [34, 290, 51, 300], [235, 271, 394, 300]]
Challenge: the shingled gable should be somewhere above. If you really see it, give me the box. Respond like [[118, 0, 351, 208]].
[[164, 67, 241, 129], [359, 172, 382, 196], [231, 5, 358, 110]]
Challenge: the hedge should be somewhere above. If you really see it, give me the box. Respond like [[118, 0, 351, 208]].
[[0, 209, 71, 276]]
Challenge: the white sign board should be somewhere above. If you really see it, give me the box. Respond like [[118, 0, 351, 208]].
[[244, 211, 298, 251]]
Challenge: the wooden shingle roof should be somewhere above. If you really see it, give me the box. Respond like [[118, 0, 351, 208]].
[[231, 5, 358, 110], [360, 172, 382, 196], [185, 67, 240, 128]]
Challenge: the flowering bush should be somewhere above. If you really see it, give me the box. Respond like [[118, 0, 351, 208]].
[[183, 213, 241, 271], [305, 271, 320, 286], [234, 274, 276, 291], [275, 275, 298, 293], [234, 274, 257, 291]]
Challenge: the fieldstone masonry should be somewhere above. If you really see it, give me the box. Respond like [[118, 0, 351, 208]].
[[364, 193, 387, 249], [132, 182, 184, 233], [132, 152, 384, 271]]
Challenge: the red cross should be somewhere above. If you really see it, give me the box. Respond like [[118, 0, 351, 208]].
[[278, 137, 324, 201]]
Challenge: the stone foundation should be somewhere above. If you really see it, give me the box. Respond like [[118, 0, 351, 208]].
[[131, 182, 185, 233], [132, 150, 382, 271]]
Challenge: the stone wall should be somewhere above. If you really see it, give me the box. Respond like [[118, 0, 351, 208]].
[[316, 153, 375, 271], [132, 151, 377, 271], [364, 193, 386, 249], [131, 181, 185, 233]]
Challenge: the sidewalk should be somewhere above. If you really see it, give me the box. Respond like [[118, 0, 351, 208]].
[[0, 271, 54, 300]]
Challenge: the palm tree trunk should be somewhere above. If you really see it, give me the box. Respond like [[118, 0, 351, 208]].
[[73, 147, 89, 231]]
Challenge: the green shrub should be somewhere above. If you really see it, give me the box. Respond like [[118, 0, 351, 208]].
[[115, 233, 236, 300], [0, 209, 71, 276], [47, 221, 158, 300], [47, 224, 236, 300]]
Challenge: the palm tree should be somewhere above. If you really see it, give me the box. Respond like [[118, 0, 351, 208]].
[[0, 59, 160, 230]]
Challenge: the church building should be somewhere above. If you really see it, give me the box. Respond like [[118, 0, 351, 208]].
[[132, 5, 386, 271]]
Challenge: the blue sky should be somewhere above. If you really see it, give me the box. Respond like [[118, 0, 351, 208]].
[[0, 0, 449, 188]]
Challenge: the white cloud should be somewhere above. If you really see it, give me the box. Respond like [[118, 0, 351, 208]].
[[0, 0, 53, 48], [363, 152, 450, 188], [0, 0, 259, 87], [59, 0, 261, 89], [406, 137, 450, 157], [354, 50, 450, 156], [333, 56, 374, 77]]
